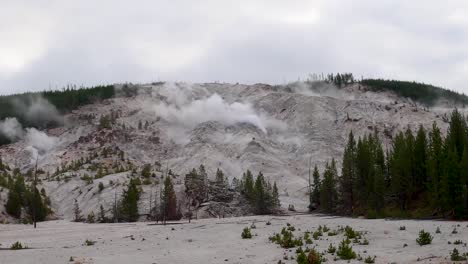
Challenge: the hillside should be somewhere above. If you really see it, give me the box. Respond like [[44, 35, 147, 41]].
[[0, 81, 457, 222]]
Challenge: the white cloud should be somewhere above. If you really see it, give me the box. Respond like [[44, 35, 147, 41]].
[[0, 0, 467, 94]]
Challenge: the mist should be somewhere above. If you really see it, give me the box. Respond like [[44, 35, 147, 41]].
[[12, 95, 63, 127], [0, 117, 24, 141]]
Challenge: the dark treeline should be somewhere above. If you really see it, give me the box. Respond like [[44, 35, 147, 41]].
[[311, 109, 468, 219], [361, 79, 468, 106], [0, 85, 115, 145]]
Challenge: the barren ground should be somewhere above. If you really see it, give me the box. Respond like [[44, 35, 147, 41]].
[[0, 214, 466, 264]]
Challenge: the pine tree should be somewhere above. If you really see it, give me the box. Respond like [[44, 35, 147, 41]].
[[459, 144, 468, 215], [414, 125, 428, 188], [310, 165, 321, 210], [6, 175, 26, 218], [320, 160, 338, 213], [254, 172, 268, 214], [340, 131, 357, 215], [241, 170, 255, 202], [446, 109, 466, 160], [120, 178, 141, 222], [428, 122, 444, 209], [73, 199, 82, 222], [272, 182, 280, 207], [441, 149, 463, 217], [162, 176, 178, 221]]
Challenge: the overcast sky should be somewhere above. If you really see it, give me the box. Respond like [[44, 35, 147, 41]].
[[1, 0, 468, 95]]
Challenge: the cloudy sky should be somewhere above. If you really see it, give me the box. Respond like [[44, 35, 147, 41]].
[[1, 0, 468, 95]]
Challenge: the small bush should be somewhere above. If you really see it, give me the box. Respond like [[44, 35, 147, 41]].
[[344, 226, 360, 239], [10, 241, 25, 250], [327, 243, 336, 254], [452, 228, 458, 234], [364, 256, 376, 263], [435, 227, 441, 233], [269, 227, 303, 248], [450, 248, 467, 261], [337, 239, 356, 260], [360, 238, 369, 245], [296, 251, 307, 264], [416, 230, 433, 246], [454, 240, 463, 245], [98, 182, 104, 192], [399, 226, 406, 231], [84, 239, 96, 246], [327, 230, 337, 236], [307, 248, 323, 264], [312, 230, 323, 240], [242, 227, 252, 239]]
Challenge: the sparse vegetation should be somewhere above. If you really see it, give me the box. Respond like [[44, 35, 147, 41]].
[[84, 239, 96, 246], [10, 241, 26, 250], [241, 227, 252, 239], [337, 239, 356, 260], [416, 230, 433, 246]]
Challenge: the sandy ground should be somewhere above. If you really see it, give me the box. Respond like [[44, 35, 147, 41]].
[[0, 214, 467, 264]]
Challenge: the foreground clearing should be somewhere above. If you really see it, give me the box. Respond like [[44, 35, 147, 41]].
[[0, 214, 465, 264]]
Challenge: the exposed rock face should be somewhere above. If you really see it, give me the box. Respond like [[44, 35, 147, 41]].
[[0, 82, 453, 220]]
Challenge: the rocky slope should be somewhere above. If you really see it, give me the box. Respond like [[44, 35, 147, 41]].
[[0, 82, 455, 221]]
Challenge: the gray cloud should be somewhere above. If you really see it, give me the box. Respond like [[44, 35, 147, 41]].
[[0, 0, 467, 95]]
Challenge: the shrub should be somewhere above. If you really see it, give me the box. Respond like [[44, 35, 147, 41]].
[[416, 230, 433, 246], [454, 240, 463, 245], [98, 182, 104, 192], [242, 227, 252, 239], [452, 228, 458, 234], [84, 239, 96, 246], [450, 248, 467, 261], [327, 230, 338, 236], [435, 227, 441, 233], [312, 230, 322, 240], [345, 226, 360, 239], [307, 248, 323, 264], [296, 251, 307, 264], [360, 238, 369, 245], [364, 256, 376, 263], [337, 239, 356, 260], [327, 243, 336, 254], [269, 227, 303, 248], [399, 226, 406, 231], [10, 241, 25, 250]]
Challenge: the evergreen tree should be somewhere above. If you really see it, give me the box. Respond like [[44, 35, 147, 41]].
[[310, 165, 321, 210], [441, 149, 463, 217], [272, 182, 280, 207], [254, 172, 268, 214], [6, 175, 26, 218], [73, 199, 82, 222], [162, 176, 178, 220], [428, 122, 443, 209], [241, 170, 255, 202], [340, 131, 357, 215], [414, 125, 428, 188], [320, 160, 338, 213], [120, 178, 141, 222]]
